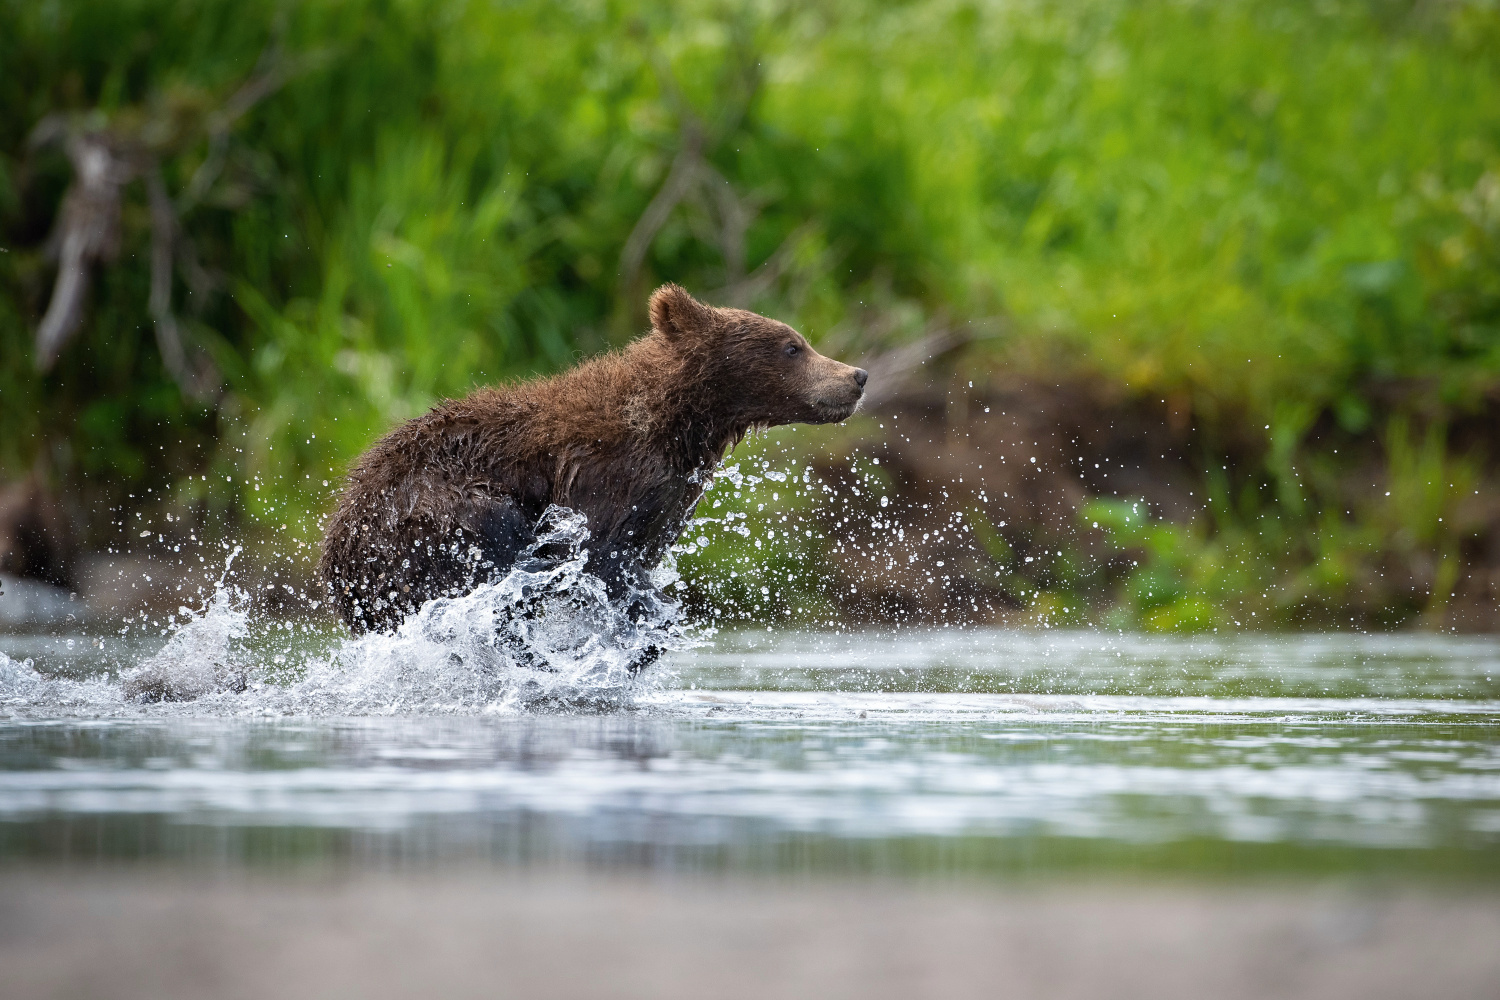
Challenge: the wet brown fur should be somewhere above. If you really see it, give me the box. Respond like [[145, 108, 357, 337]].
[[318, 285, 867, 632]]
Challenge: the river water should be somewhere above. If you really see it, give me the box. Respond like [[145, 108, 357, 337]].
[[2, 626, 1497, 877]]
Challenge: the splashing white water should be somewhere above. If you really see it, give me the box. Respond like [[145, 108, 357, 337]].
[[0, 650, 121, 710], [0, 506, 693, 717]]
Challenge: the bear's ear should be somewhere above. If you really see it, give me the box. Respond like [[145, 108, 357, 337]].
[[649, 283, 715, 341]]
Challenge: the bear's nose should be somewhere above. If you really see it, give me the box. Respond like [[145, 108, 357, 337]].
[[853, 368, 869, 388]]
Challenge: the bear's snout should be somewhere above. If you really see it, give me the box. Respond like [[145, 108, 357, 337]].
[[797, 357, 866, 424]]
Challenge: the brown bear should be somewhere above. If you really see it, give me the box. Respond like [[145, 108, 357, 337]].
[[317, 284, 868, 634]]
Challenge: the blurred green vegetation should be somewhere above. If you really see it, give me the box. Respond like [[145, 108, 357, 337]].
[[3, 0, 1499, 627]]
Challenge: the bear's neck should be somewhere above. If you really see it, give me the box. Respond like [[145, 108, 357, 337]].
[[620, 338, 749, 473]]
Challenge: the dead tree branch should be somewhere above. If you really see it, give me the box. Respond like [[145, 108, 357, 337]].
[[29, 43, 309, 399], [617, 27, 771, 317], [857, 327, 971, 411], [32, 129, 137, 369], [617, 126, 703, 300], [707, 221, 815, 308]]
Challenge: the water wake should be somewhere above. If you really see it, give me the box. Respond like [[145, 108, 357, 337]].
[[0, 506, 692, 717]]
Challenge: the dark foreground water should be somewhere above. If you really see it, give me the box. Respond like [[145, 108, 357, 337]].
[[2, 629, 1498, 877]]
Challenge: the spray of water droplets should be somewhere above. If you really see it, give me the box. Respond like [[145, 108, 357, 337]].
[[0, 506, 695, 717]]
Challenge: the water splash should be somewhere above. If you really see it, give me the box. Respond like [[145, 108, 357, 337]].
[[0, 506, 693, 717], [120, 545, 251, 703], [0, 649, 120, 710], [276, 507, 688, 714]]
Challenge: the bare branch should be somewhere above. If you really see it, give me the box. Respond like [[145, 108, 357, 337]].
[[707, 221, 815, 308], [30, 42, 313, 380], [180, 44, 320, 214], [617, 127, 703, 301], [174, 230, 219, 302], [147, 171, 186, 381], [858, 328, 971, 411], [177, 130, 232, 216], [696, 160, 752, 284], [618, 26, 766, 313], [34, 230, 92, 369], [34, 131, 136, 370], [148, 170, 220, 402], [216, 45, 293, 126]]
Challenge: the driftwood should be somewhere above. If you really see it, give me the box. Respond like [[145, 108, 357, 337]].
[[28, 45, 310, 401]]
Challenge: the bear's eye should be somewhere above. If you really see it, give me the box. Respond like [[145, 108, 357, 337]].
[[783, 343, 800, 357]]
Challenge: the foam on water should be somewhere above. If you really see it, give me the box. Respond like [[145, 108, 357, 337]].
[[0, 506, 693, 717]]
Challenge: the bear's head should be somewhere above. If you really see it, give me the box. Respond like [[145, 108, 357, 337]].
[[648, 284, 868, 429]]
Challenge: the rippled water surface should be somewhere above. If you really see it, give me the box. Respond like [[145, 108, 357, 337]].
[[3, 629, 1498, 876]]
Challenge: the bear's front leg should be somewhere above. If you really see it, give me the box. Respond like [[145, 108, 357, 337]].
[[616, 560, 672, 675]]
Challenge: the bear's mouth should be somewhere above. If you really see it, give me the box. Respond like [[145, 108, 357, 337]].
[[809, 389, 864, 423]]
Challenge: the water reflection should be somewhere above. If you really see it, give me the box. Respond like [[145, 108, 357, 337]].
[[1, 629, 1498, 875]]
